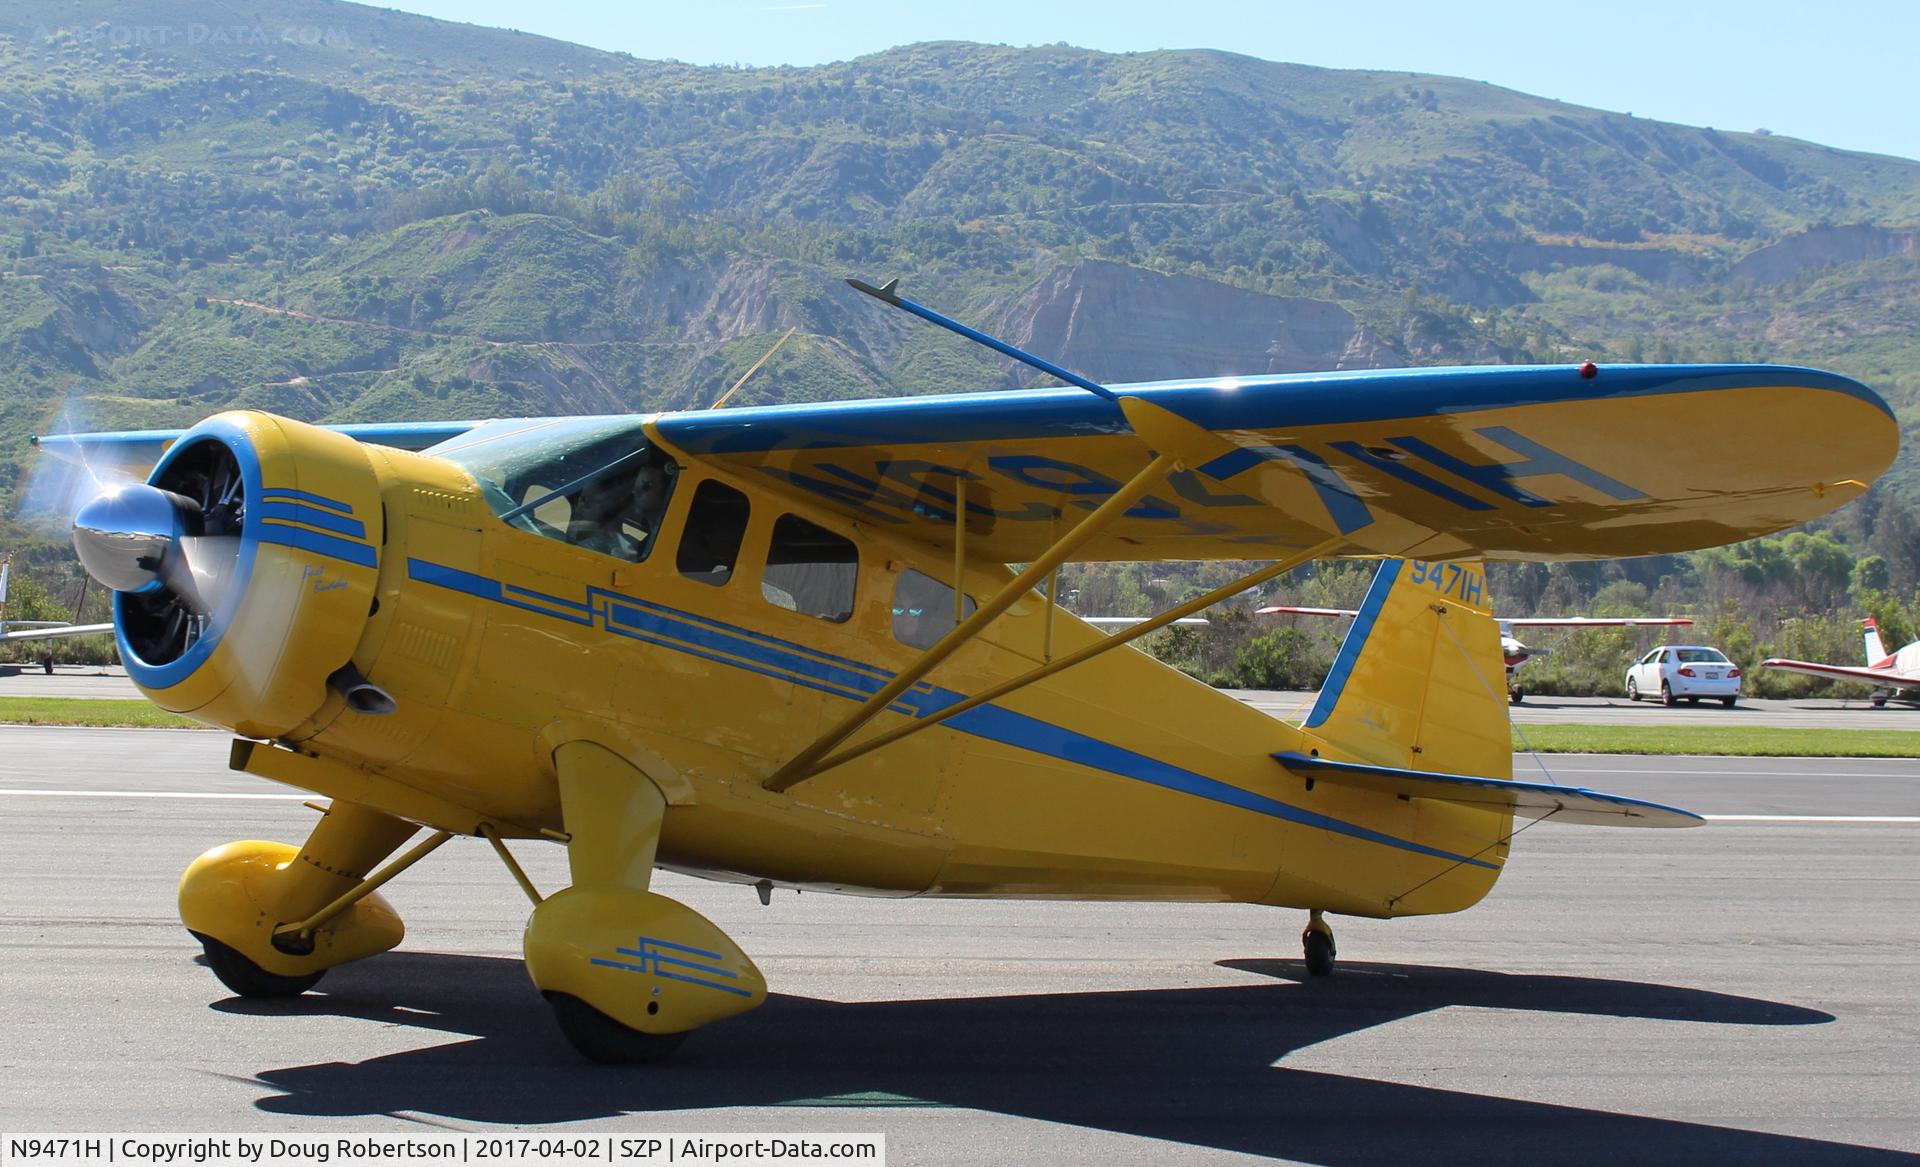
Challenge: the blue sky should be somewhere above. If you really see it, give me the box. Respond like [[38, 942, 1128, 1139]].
[[372, 0, 1920, 162]]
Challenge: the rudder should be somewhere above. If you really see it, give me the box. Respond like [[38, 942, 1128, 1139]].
[[1299, 559, 1511, 780], [1864, 617, 1890, 667]]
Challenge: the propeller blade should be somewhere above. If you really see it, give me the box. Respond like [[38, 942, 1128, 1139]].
[[169, 535, 242, 616]]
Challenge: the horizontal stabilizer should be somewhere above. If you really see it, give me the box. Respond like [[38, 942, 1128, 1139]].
[[1501, 617, 1692, 628], [1081, 616, 1208, 628], [1256, 605, 1359, 617], [1, 622, 114, 643], [1273, 751, 1702, 828], [1760, 657, 1920, 690]]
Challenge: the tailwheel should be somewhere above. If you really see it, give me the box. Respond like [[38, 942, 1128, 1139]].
[[193, 932, 324, 998], [546, 993, 689, 1065], [1302, 909, 1337, 977]]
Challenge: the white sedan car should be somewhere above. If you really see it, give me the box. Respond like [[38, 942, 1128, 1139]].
[[1625, 645, 1742, 706]]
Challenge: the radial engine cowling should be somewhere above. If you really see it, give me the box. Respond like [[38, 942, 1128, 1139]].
[[75, 411, 385, 737]]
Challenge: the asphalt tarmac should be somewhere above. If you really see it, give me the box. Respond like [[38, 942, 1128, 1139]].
[[1, 727, 1916, 1163]]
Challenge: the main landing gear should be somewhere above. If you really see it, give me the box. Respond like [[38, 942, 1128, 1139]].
[[178, 800, 422, 998], [1302, 909, 1337, 977], [176, 742, 766, 1063], [520, 741, 765, 1062]]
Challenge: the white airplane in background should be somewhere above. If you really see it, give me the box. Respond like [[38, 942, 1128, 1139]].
[[0, 556, 114, 671], [1259, 597, 1691, 703], [1762, 617, 1920, 708]]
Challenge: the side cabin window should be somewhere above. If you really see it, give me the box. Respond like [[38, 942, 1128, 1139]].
[[550, 460, 674, 563], [762, 514, 857, 623], [435, 416, 674, 564], [677, 480, 750, 586], [892, 568, 976, 650]]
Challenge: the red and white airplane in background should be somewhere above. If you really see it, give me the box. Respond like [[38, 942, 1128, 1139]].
[[1761, 618, 1920, 708], [1258, 598, 1691, 703]]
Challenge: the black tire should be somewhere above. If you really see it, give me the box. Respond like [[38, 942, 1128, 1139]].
[[547, 992, 688, 1064], [1661, 682, 1677, 707], [193, 932, 324, 998], [1626, 678, 1639, 702], [1303, 930, 1336, 978], [1722, 697, 1737, 708]]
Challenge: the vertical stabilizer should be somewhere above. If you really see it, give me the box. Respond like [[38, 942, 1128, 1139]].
[[1300, 559, 1511, 779], [1864, 617, 1891, 668]]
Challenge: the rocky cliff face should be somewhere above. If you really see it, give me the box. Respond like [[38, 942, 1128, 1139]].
[[994, 259, 1375, 385], [0, 274, 145, 380], [1500, 241, 1707, 287], [1731, 225, 1920, 284]]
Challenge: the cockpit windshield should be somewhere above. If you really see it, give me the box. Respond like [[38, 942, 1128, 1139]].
[[432, 416, 675, 563]]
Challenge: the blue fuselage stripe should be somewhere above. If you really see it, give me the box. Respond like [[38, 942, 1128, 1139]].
[[1304, 559, 1402, 729], [258, 501, 367, 539], [405, 557, 1492, 869], [260, 524, 376, 568], [259, 488, 357, 516]]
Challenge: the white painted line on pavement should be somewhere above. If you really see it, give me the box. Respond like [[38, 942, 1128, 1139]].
[[0, 788, 305, 800], [1704, 814, 1920, 823]]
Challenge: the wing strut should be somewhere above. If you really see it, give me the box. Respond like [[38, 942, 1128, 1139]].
[[764, 449, 1181, 792], [764, 279, 1356, 794], [798, 536, 1344, 781], [769, 278, 1311, 793]]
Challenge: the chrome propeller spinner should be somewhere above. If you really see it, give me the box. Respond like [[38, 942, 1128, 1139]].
[[72, 440, 247, 664], [72, 482, 201, 596]]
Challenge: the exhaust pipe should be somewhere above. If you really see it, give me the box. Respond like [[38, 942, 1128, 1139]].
[[327, 663, 396, 716]]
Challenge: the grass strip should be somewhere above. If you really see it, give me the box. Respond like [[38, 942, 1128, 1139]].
[[0, 697, 203, 729], [1513, 723, 1920, 758]]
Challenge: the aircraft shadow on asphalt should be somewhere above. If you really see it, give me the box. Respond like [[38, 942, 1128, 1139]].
[[207, 950, 1919, 1165]]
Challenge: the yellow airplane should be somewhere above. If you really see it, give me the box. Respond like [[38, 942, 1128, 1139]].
[[37, 279, 1896, 1062]]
